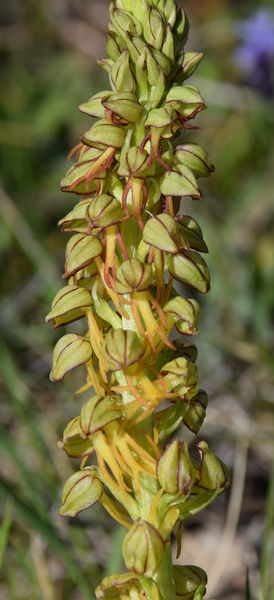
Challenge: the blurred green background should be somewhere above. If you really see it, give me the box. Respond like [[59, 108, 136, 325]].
[[0, 1, 274, 599]]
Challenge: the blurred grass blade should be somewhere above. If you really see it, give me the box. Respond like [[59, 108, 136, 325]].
[[245, 568, 251, 600], [105, 525, 124, 576], [260, 452, 274, 600], [0, 478, 92, 599], [0, 501, 13, 573], [0, 183, 59, 296]]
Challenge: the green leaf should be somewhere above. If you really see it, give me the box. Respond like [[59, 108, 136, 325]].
[[50, 334, 92, 381], [59, 467, 103, 517]]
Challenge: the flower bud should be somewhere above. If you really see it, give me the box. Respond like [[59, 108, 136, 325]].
[[104, 329, 145, 371], [116, 259, 153, 294], [46, 285, 92, 328], [173, 565, 207, 600], [110, 5, 142, 37], [102, 92, 143, 124], [87, 194, 124, 229], [142, 6, 165, 50], [118, 146, 152, 177], [80, 395, 122, 436], [122, 520, 164, 577], [176, 52, 204, 82], [64, 234, 103, 278], [198, 442, 230, 491], [106, 32, 125, 61], [183, 390, 208, 434], [174, 8, 189, 45], [143, 213, 180, 254], [50, 334, 92, 382], [59, 467, 103, 517], [157, 441, 194, 495], [110, 50, 136, 93], [162, 24, 175, 62], [164, 296, 200, 336], [161, 357, 198, 401], [169, 250, 210, 294]]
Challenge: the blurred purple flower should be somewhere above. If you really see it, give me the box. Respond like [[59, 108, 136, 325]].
[[235, 10, 274, 97]]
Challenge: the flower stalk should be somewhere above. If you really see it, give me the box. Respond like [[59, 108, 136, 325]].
[[47, 1, 230, 598]]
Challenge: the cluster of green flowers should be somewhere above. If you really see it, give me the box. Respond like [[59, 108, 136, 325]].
[[47, 1, 229, 598]]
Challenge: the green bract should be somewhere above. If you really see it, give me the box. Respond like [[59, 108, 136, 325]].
[[47, 1, 228, 598]]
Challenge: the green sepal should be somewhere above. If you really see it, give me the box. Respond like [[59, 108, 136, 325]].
[[162, 24, 175, 62], [95, 572, 144, 599], [169, 251, 210, 294], [60, 162, 105, 195], [87, 194, 124, 229], [46, 285, 92, 328], [143, 213, 180, 254], [64, 234, 103, 278], [103, 329, 145, 371], [122, 520, 164, 577], [69, 264, 98, 290], [174, 8, 189, 45], [183, 389, 208, 434], [110, 50, 136, 92], [178, 216, 208, 253], [116, 259, 153, 294], [80, 396, 122, 436], [173, 565, 207, 600], [175, 143, 214, 178], [50, 334, 92, 382], [166, 85, 205, 119], [163, 296, 200, 335], [59, 467, 103, 517], [102, 92, 143, 123], [145, 106, 175, 129], [79, 91, 111, 118], [160, 167, 200, 199], [82, 120, 125, 149], [58, 199, 90, 234], [59, 416, 94, 459]]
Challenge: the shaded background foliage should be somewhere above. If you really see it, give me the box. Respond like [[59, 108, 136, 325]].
[[0, 0, 274, 599]]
